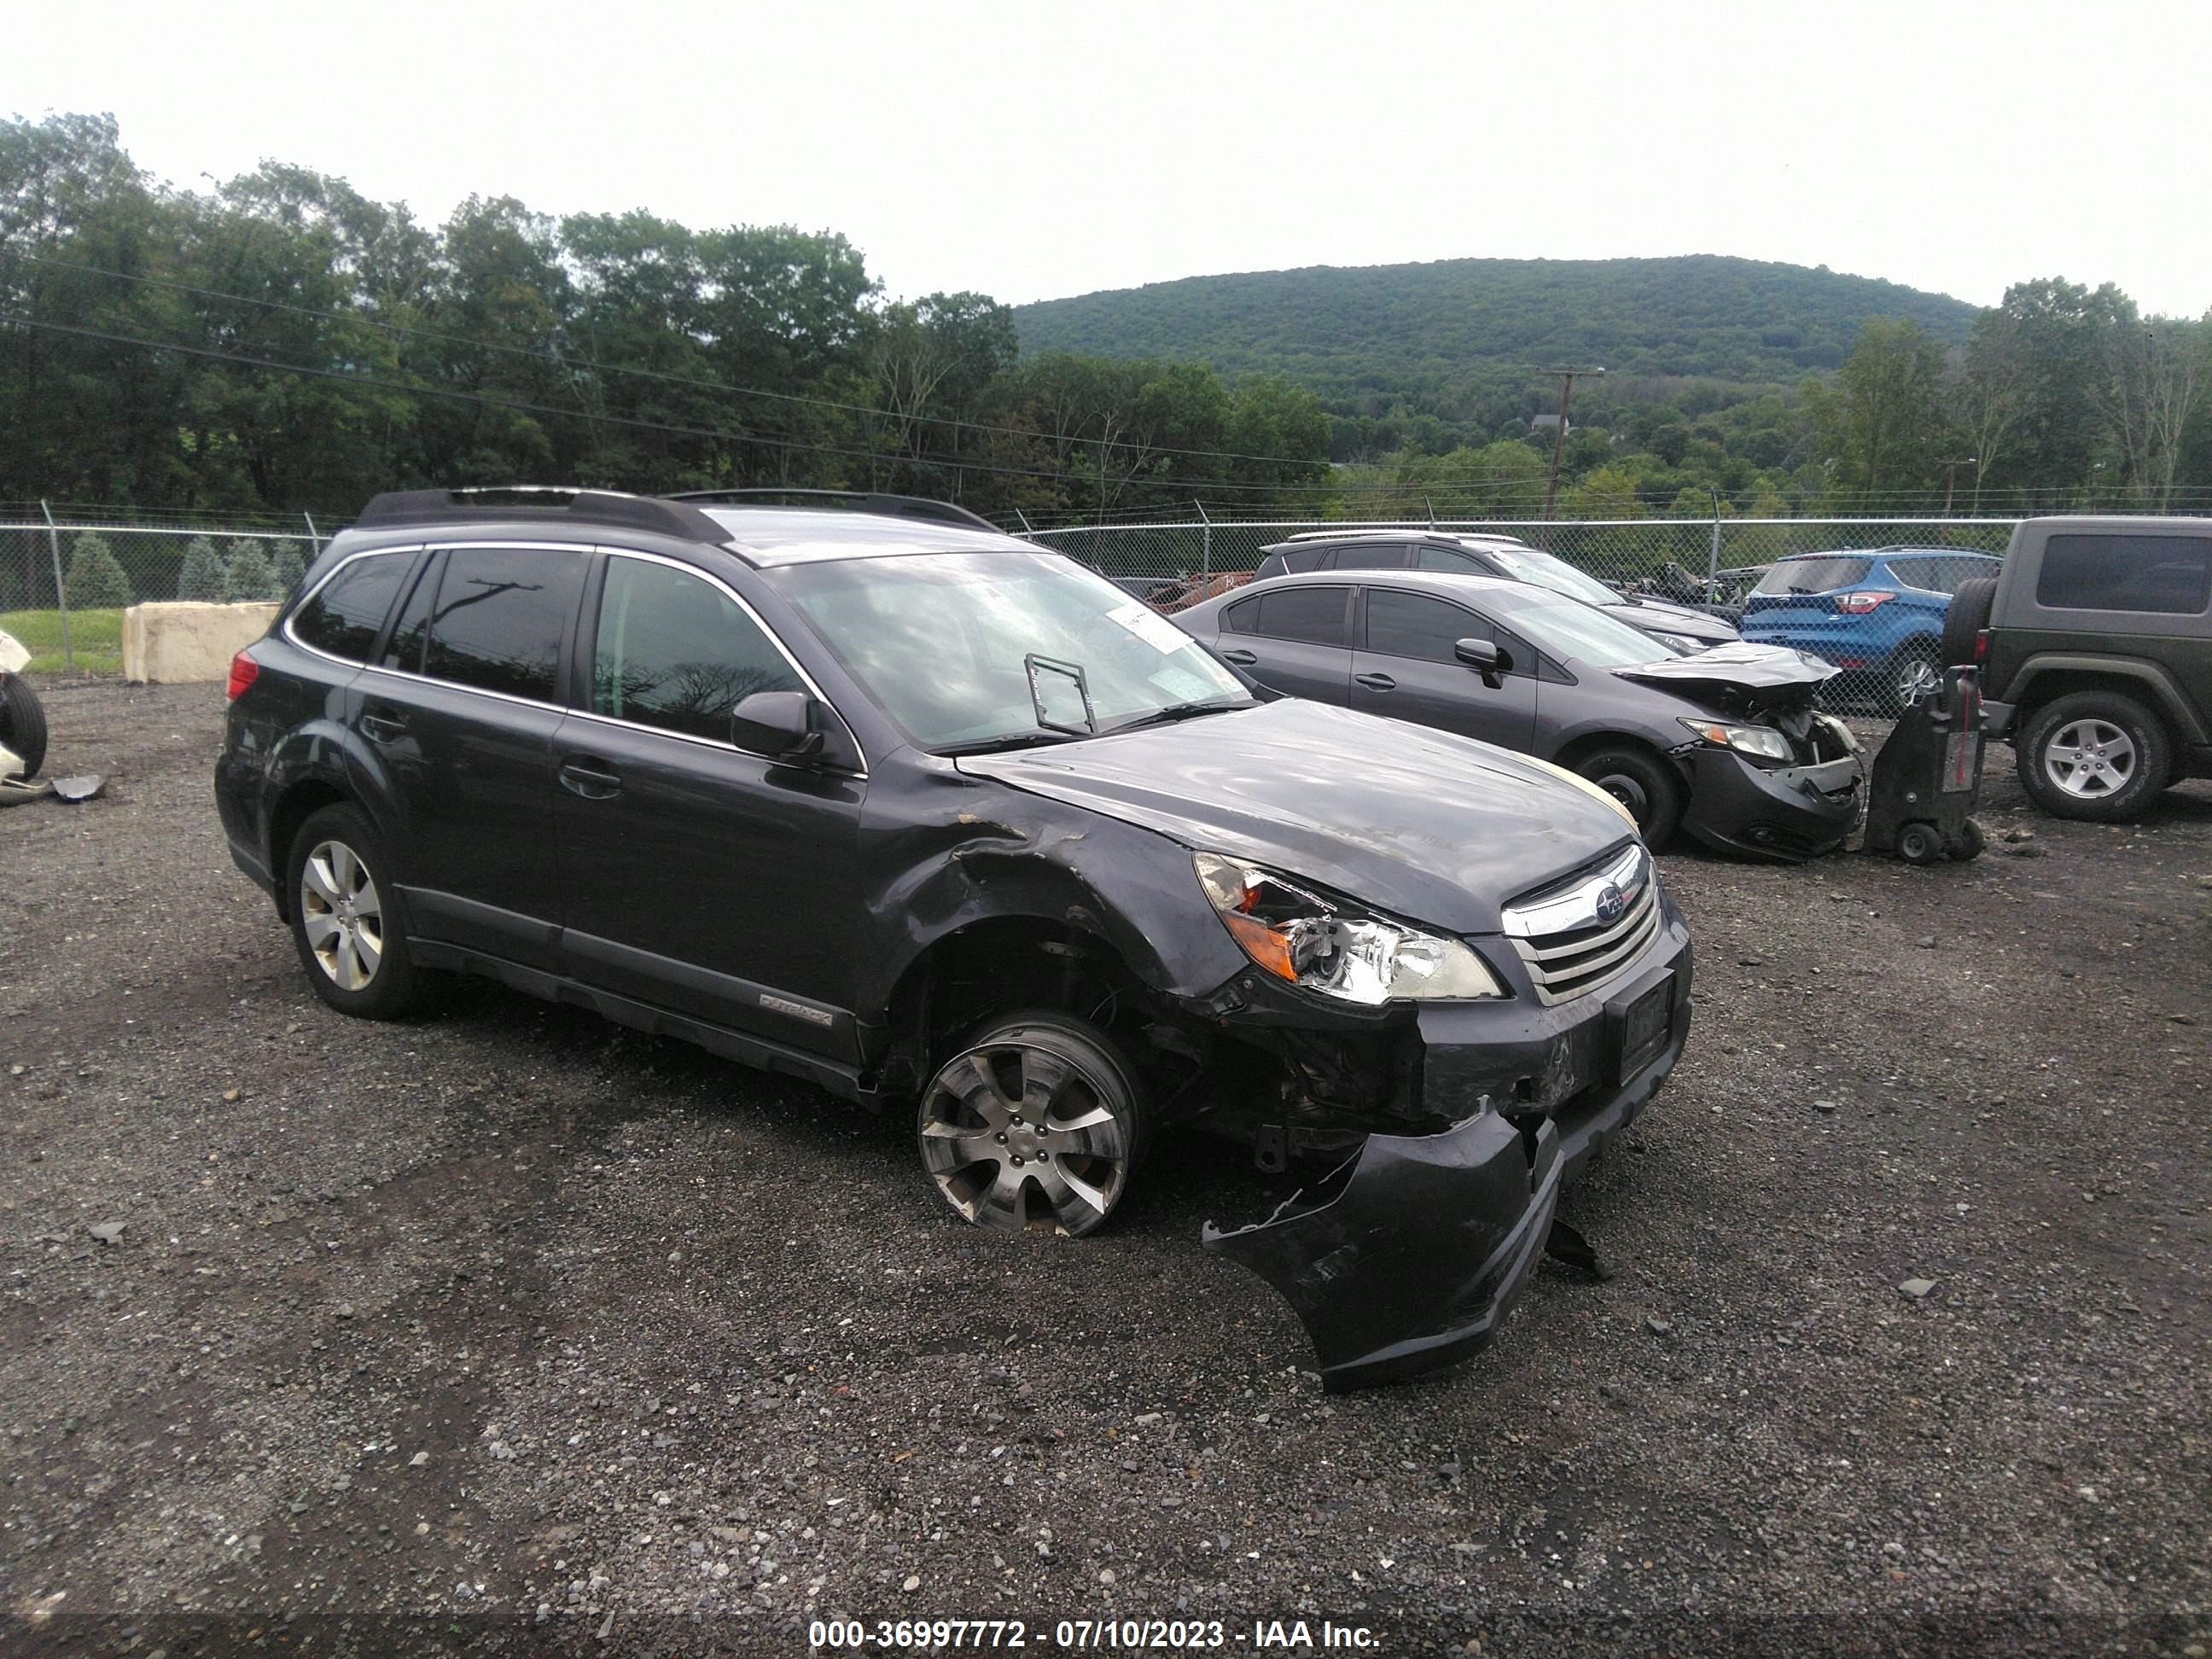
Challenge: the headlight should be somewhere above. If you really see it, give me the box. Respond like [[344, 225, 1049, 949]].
[[1814, 712, 1862, 754], [1649, 631, 1702, 655], [1679, 716, 1794, 764], [1192, 853, 1505, 1004]]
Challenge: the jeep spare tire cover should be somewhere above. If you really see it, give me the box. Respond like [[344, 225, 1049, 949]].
[[1941, 576, 1998, 672]]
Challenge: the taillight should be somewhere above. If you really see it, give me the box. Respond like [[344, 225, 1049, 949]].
[[1974, 628, 1989, 664], [1832, 590, 1897, 614], [226, 651, 260, 701]]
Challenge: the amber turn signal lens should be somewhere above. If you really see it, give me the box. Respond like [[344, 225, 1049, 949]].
[[1220, 909, 1296, 981]]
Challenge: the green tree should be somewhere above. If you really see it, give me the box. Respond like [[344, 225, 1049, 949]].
[[65, 532, 134, 608], [221, 539, 277, 602], [269, 540, 308, 595], [1813, 317, 1952, 503], [176, 536, 227, 600]]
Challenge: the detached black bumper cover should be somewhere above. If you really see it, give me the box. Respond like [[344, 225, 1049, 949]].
[[1202, 1109, 1563, 1392], [1679, 748, 1862, 862]]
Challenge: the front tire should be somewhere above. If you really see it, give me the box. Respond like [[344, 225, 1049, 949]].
[[1574, 746, 1685, 850], [2017, 691, 2172, 822], [285, 803, 428, 1018], [917, 1010, 1150, 1237]]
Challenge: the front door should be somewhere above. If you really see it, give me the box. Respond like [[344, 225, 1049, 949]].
[[550, 551, 866, 1062], [1348, 586, 1540, 752]]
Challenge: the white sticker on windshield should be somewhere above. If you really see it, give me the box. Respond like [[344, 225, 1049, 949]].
[[1107, 601, 1192, 655], [1150, 667, 1216, 702]]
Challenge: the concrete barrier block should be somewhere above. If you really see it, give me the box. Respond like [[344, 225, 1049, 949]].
[[122, 602, 281, 684]]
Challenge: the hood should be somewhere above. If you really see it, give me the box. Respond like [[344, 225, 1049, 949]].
[[1615, 641, 1839, 710], [957, 701, 1634, 936], [1605, 597, 1739, 643]]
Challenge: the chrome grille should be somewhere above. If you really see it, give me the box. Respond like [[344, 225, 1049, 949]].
[[1503, 845, 1661, 1006]]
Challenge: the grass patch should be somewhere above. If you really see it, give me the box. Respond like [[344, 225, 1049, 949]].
[[0, 608, 126, 676]]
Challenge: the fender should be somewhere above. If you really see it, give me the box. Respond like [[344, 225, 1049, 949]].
[[2007, 653, 2209, 745], [1540, 720, 1692, 782], [254, 711, 399, 911]]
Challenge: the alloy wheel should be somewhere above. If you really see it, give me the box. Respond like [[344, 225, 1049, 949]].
[[300, 838, 385, 992], [919, 1041, 1132, 1236], [2043, 719, 2136, 800], [1895, 654, 1942, 708]]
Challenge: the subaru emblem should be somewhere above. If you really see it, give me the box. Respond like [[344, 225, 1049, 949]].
[[1593, 883, 1627, 925]]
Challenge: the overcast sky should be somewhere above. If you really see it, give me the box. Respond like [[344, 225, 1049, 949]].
[[12, 0, 2211, 317]]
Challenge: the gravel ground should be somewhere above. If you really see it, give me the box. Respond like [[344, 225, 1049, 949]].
[[1, 680, 2208, 1657]]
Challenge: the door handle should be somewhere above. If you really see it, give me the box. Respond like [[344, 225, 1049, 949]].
[[1220, 649, 1258, 666], [558, 756, 622, 799], [359, 707, 408, 743], [1354, 672, 1397, 692]]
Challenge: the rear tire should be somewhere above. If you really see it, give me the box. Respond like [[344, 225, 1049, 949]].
[[1880, 640, 1944, 717], [285, 803, 429, 1019], [2016, 690, 2172, 822], [1573, 745, 1684, 850], [917, 1010, 1150, 1237], [0, 672, 47, 778]]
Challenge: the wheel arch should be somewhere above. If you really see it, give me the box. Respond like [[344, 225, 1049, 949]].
[[265, 775, 355, 922], [2008, 658, 2204, 748]]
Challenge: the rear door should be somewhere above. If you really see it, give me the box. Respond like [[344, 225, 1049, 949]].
[[1213, 585, 1354, 703], [352, 542, 587, 971], [550, 550, 867, 1061], [1348, 585, 1540, 751]]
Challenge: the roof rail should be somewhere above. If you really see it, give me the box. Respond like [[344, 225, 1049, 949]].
[[666, 488, 1002, 533], [354, 486, 728, 542]]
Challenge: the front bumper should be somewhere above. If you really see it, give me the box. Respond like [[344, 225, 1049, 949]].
[[1679, 748, 1862, 862], [1202, 918, 1691, 1391]]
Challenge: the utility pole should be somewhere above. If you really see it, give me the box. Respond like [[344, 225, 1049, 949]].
[[1939, 457, 1979, 519], [1541, 366, 1604, 521]]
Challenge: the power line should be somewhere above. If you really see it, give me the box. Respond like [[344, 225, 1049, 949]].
[[6, 250, 1347, 472]]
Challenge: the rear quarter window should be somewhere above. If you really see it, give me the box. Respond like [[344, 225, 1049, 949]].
[[2035, 534, 2211, 614], [289, 552, 416, 663]]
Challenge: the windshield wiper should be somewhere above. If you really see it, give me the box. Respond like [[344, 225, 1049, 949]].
[[934, 731, 1086, 757], [1101, 697, 1253, 736]]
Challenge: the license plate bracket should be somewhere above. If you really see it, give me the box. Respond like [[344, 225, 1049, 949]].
[[1607, 969, 1675, 1085]]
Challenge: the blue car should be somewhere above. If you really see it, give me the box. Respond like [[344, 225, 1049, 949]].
[[1739, 547, 2003, 713]]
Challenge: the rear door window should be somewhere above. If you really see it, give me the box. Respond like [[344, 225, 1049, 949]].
[[290, 551, 416, 663], [2036, 534, 2211, 614], [1329, 543, 1411, 570], [591, 556, 803, 742], [421, 545, 587, 702], [1247, 586, 1350, 647]]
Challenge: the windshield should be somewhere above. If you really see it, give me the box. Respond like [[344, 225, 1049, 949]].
[[1477, 543, 1621, 608], [1497, 591, 1673, 669], [1755, 556, 1871, 596], [770, 551, 1252, 751]]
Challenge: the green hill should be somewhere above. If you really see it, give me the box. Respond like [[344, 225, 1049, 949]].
[[1013, 255, 1981, 412]]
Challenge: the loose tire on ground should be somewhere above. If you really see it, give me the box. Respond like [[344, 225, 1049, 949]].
[[0, 672, 47, 779], [917, 1009, 1151, 1238], [2016, 690, 2173, 823], [1573, 745, 1685, 850], [285, 802, 430, 1019]]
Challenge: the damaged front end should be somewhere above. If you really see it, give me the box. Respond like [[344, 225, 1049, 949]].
[[1624, 644, 1866, 862], [1190, 848, 1693, 1391]]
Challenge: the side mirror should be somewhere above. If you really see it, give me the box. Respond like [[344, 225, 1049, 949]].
[[1453, 637, 1512, 689], [730, 690, 824, 762]]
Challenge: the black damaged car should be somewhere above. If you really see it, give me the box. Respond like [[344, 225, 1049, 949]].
[[215, 488, 1694, 1389]]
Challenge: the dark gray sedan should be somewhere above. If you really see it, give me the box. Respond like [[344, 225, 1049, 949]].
[[1178, 568, 1865, 862]]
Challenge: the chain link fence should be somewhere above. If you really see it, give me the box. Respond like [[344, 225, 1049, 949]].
[[0, 505, 340, 672], [1027, 515, 2022, 715]]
